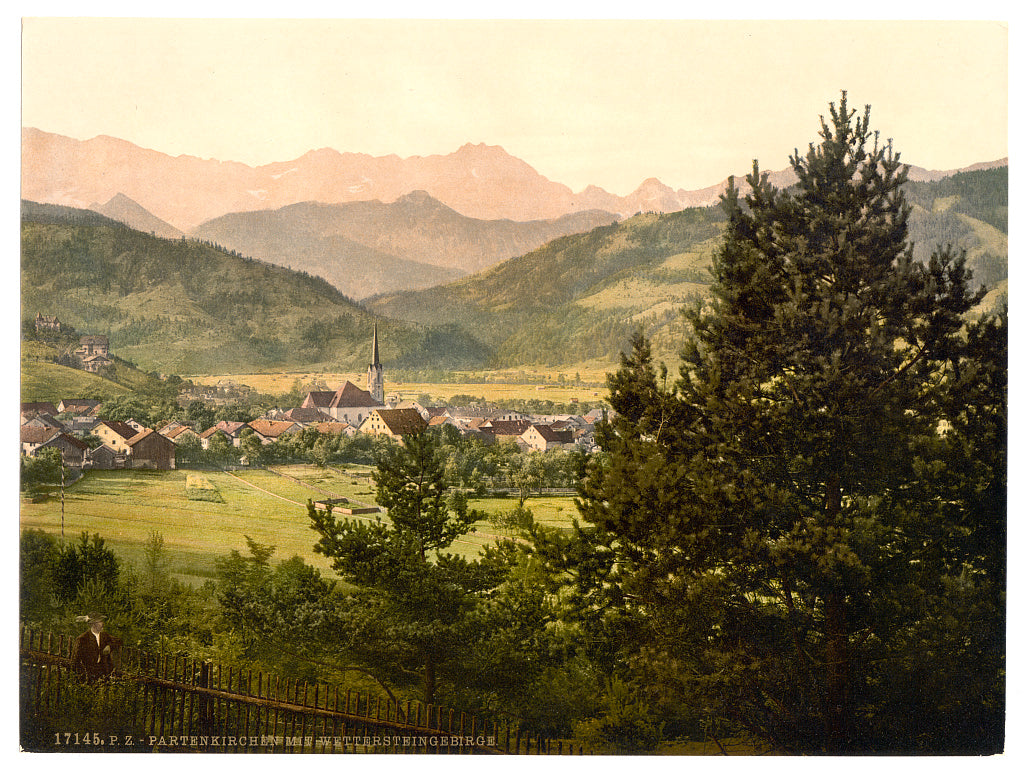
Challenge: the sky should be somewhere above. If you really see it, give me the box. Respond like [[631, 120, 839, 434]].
[[20, 15, 1009, 195]]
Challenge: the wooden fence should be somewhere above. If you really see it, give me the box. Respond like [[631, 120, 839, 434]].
[[19, 626, 582, 754]]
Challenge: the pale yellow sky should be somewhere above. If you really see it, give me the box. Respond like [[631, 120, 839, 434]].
[[21, 17, 1009, 194]]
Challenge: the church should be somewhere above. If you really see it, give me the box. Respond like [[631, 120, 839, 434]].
[[300, 325, 385, 426]]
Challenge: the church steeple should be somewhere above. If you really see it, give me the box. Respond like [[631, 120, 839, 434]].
[[367, 324, 384, 404]]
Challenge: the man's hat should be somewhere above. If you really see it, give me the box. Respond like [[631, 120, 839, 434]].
[[75, 612, 106, 623]]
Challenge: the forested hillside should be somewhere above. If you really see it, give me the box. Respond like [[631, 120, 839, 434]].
[[369, 164, 1008, 367], [21, 202, 490, 375]]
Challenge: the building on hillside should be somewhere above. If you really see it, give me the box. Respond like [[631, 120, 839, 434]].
[[80, 353, 114, 373], [358, 408, 428, 444], [92, 420, 138, 453], [34, 313, 62, 333], [58, 399, 102, 416], [367, 324, 384, 404], [21, 402, 58, 419], [521, 423, 576, 452], [125, 428, 176, 470], [75, 335, 109, 358]]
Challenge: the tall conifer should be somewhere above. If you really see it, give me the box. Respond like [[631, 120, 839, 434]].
[[567, 94, 1005, 752]]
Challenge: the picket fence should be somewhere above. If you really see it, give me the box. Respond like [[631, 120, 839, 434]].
[[19, 626, 582, 754]]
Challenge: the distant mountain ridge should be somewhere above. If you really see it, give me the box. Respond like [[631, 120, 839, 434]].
[[189, 192, 619, 298], [23, 127, 1007, 232], [367, 165, 1008, 368]]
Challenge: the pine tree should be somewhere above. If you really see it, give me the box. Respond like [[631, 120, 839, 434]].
[[563, 94, 1005, 753], [308, 431, 494, 706]]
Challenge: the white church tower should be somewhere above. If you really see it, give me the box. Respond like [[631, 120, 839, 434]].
[[367, 324, 384, 404]]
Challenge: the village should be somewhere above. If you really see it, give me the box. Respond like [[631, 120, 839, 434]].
[[20, 325, 604, 474]]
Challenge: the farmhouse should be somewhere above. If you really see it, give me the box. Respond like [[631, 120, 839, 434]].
[[246, 419, 301, 444], [36, 431, 90, 468], [88, 444, 126, 470], [125, 428, 176, 470], [358, 408, 428, 443], [21, 427, 60, 456], [93, 420, 138, 453], [21, 402, 58, 418], [521, 423, 575, 452], [57, 399, 102, 416]]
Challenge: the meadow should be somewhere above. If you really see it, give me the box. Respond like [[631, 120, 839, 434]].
[[186, 369, 613, 405], [19, 464, 580, 584]]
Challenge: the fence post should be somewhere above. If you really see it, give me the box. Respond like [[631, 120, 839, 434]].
[[198, 661, 213, 736]]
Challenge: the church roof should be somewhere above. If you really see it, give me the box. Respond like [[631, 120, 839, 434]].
[[331, 381, 382, 409]]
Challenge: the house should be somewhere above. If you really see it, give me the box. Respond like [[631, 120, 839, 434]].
[[281, 406, 334, 424], [358, 408, 428, 443], [21, 426, 60, 456], [92, 420, 138, 453], [521, 424, 575, 452], [74, 335, 111, 371], [161, 424, 202, 445], [125, 418, 148, 433], [36, 431, 90, 468], [302, 381, 383, 426], [246, 419, 301, 445], [81, 354, 114, 373], [210, 420, 250, 447], [22, 413, 66, 431], [125, 429, 176, 470], [58, 399, 102, 416], [315, 422, 356, 437], [21, 402, 58, 419], [199, 426, 233, 450], [482, 420, 534, 445], [88, 444, 126, 470], [34, 313, 62, 333]]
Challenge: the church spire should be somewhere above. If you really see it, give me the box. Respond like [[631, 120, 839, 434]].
[[367, 323, 384, 404]]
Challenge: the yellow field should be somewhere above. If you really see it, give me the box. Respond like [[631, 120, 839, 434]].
[[184, 369, 614, 404]]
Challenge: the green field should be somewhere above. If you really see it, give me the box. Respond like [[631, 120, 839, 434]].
[[19, 465, 580, 584]]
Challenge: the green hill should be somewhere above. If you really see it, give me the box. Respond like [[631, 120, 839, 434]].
[[21, 202, 491, 375], [368, 166, 1008, 368]]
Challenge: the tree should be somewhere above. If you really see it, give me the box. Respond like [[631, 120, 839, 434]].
[[20, 447, 64, 490], [308, 431, 502, 706], [555, 94, 1005, 753]]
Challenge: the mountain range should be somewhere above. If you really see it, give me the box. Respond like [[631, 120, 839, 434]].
[[23, 127, 1007, 233]]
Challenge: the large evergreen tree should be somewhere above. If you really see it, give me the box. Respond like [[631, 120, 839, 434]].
[[552, 94, 1005, 753]]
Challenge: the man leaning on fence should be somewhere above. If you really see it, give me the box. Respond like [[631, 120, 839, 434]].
[[71, 612, 122, 682]]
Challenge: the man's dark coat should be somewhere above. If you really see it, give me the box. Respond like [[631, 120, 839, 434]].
[[71, 629, 122, 681]]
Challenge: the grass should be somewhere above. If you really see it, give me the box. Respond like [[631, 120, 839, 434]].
[[19, 464, 580, 584]]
